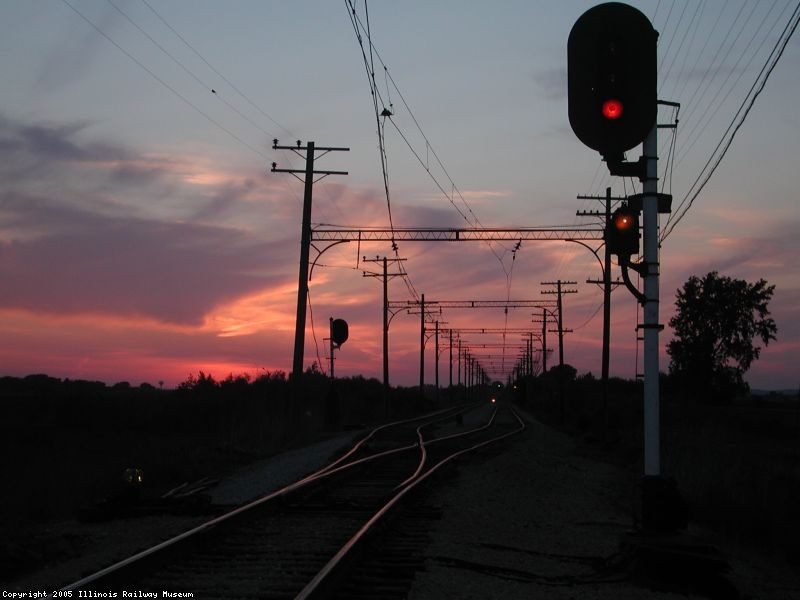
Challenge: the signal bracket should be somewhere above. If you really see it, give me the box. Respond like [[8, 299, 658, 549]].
[[620, 259, 647, 305], [627, 193, 672, 214], [605, 155, 647, 181]]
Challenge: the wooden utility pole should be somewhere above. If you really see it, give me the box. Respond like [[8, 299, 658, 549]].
[[448, 329, 453, 389], [435, 320, 440, 401], [271, 140, 348, 380], [362, 256, 406, 389], [328, 317, 335, 379], [578, 188, 624, 439], [541, 280, 577, 424], [541, 280, 577, 367], [420, 294, 425, 394], [542, 307, 548, 373]]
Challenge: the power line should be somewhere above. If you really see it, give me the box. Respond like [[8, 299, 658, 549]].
[[60, 0, 266, 158], [662, 1, 800, 241], [139, 0, 293, 138]]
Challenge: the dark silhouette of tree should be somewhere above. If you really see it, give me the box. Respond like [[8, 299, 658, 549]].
[[667, 271, 776, 400]]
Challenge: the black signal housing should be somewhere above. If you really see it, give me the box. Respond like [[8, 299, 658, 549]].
[[568, 2, 658, 162]]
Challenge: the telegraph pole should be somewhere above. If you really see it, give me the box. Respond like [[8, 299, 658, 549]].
[[271, 140, 349, 380], [434, 321, 440, 401], [578, 187, 624, 439], [541, 281, 577, 367], [542, 308, 548, 373], [448, 329, 454, 389], [420, 294, 425, 394], [362, 256, 406, 389], [328, 317, 335, 379], [457, 338, 462, 387], [541, 281, 576, 424]]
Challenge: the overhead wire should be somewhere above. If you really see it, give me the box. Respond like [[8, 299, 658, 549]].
[[60, 0, 266, 158], [68, 0, 347, 371], [346, 0, 526, 368], [662, 1, 800, 241], [139, 0, 291, 138], [675, 0, 781, 163]]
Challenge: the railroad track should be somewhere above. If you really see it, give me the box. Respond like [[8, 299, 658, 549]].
[[55, 401, 525, 598]]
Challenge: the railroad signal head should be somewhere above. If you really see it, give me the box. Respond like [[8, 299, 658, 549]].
[[568, 2, 658, 161], [606, 205, 640, 259], [331, 318, 349, 347]]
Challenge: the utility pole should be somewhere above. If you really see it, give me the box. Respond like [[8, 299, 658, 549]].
[[540, 281, 577, 367], [405, 295, 439, 397], [328, 317, 335, 379], [579, 187, 624, 440], [542, 308, 548, 373], [541, 281, 577, 424], [362, 256, 406, 389], [457, 338, 462, 387], [435, 320, 440, 401], [271, 140, 349, 380], [420, 294, 425, 394], [448, 329, 453, 389]]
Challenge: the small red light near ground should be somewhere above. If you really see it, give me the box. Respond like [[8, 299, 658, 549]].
[[491, 398, 496, 404], [602, 99, 623, 119]]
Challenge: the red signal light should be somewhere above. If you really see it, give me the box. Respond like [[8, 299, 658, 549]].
[[614, 213, 634, 230], [602, 99, 623, 120]]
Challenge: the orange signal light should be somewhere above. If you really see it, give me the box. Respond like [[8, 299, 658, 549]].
[[614, 213, 634, 230], [602, 99, 623, 120]]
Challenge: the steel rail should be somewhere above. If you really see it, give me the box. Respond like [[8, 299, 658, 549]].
[[295, 407, 526, 599], [396, 405, 500, 491], [56, 402, 491, 591], [312, 402, 476, 477]]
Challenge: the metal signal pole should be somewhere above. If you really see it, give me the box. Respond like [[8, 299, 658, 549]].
[[271, 140, 349, 380], [642, 126, 661, 476]]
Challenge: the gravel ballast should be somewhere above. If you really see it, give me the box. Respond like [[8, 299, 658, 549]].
[[407, 407, 800, 600]]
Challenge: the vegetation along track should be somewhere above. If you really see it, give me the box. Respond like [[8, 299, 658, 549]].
[[55, 401, 525, 598]]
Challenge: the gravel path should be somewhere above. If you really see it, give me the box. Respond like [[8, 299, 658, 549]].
[[208, 431, 360, 505], [407, 407, 800, 600]]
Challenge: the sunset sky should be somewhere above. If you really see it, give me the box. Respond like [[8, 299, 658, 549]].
[[1, 1, 798, 390]]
